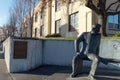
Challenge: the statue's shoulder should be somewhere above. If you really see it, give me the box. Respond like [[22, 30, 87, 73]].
[[82, 32, 90, 35]]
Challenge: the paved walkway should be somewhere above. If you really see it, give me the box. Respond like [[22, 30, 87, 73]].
[[10, 65, 120, 80], [0, 52, 12, 80], [1, 51, 120, 80], [10, 66, 71, 80]]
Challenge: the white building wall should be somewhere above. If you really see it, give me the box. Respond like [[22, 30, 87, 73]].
[[33, 12, 41, 38], [31, 0, 120, 38], [43, 6, 48, 36], [51, 1, 92, 37], [77, 6, 92, 35]]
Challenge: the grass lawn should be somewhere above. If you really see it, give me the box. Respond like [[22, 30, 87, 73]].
[[40, 36, 120, 40], [41, 37, 77, 40]]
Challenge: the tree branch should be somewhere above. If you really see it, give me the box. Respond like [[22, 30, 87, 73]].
[[106, 1, 119, 12], [85, 0, 101, 14], [116, 4, 120, 11]]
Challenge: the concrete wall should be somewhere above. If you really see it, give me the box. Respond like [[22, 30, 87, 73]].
[[43, 40, 75, 66], [3, 37, 43, 72], [3, 37, 120, 72], [3, 37, 11, 72], [97, 39, 120, 70], [42, 39, 120, 70]]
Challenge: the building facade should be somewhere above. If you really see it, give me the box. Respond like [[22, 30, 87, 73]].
[[23, 0, 120, 38]]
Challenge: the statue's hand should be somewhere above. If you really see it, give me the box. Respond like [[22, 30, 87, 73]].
[[76, 52, 80, 55]]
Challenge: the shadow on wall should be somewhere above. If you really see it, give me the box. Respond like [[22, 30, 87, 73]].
[[59, 24, 68, 37], [59, 24, 78, 37]]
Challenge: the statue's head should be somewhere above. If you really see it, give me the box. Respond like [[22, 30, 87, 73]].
[[92, 23, 101, 33]]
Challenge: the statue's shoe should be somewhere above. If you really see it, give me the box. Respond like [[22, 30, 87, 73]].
[[88, 75, 96, 80], [70, 73, 78, 78]]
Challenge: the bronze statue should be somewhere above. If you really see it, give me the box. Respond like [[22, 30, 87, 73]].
[[71, 24, 101, 80]]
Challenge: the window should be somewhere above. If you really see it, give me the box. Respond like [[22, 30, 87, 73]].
[[69, 12, 79, 32], [14, 41, 27, 59], [35, 28, 37, 37], [41, 10, 45, 25], [108, 14, 119, 29], [35, 12, 38, 22], [40, 25, 44, 36], [55, 0, 61, 11], [55, 19, 61, 33]]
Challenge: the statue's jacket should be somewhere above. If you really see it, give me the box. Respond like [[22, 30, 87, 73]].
[[76, 32, 101, 58]]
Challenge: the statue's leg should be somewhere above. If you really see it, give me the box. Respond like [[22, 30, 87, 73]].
[[71, 54, 83, 77], [87, 54, 98, 80]]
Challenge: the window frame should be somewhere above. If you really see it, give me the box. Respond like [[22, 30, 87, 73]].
[[108, 14, 120, 30], [40, 25, 44, 37], [35, 28, 37, 37], [69, 12, 79, 32], [35, 12, 38, 22]]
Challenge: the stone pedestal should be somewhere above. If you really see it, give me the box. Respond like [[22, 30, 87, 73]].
[[67, 74, 89, 80], [76, 60, 83, 74], [66, 77, 88, 80]]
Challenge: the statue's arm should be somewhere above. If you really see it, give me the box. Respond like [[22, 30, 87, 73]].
[[96, 35, 101, 55], [75, 33, 84, 53]]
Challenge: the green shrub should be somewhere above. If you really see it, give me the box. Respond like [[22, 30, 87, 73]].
[[45, 33, 62, 38], [114, 32, 120, 37]]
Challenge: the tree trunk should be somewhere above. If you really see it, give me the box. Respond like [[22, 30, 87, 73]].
[[98, 15, 107, 36]]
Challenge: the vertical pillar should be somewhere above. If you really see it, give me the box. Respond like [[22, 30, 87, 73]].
[[47, 0, 51, 34]]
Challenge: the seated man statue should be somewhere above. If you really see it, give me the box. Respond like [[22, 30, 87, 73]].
[[71, 23, 101, 80]]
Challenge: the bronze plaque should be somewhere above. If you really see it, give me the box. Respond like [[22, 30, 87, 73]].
[[14, 41, 27, 59]]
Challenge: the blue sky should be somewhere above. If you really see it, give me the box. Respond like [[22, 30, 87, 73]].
[[0, 0, 12, 26]]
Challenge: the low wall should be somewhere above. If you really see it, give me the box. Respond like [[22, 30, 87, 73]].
[[3, 37, 11, 72], [3, 37, 42, 72], [43, 39, 120, 70], [3, 37, 120, 72], [98, 39, 120, 70], [43, 40, 75, 66]]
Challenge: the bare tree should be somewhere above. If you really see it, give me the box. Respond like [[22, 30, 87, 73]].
[[8, 8, 18, 36], [8, 0, 38, 37], [24, 0, 37, 37], [81, 0, 120, 36], [1, 25, 9, 40], [8, 0, 26, 37], [0, 24, 17, 40]]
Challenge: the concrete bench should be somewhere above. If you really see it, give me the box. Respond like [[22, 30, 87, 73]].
[[83, 56, 120, 64], [67, 57, 120, 80], [76, 57, 120, 75]]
